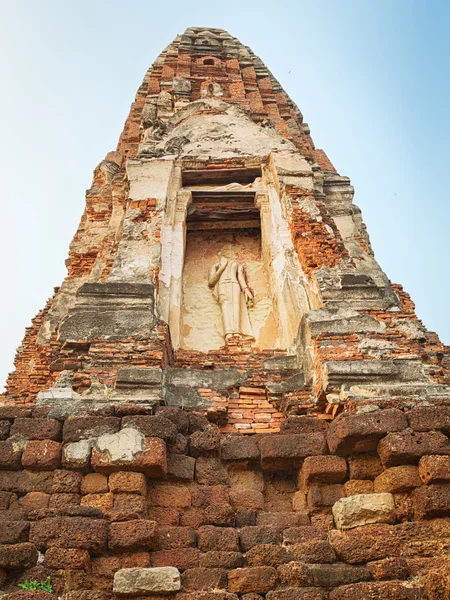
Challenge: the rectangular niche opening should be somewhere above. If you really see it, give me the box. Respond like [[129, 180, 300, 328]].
[[180, 184, 280, 352]]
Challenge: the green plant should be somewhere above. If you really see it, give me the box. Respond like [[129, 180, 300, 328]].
[[18, 576, 53, 593]]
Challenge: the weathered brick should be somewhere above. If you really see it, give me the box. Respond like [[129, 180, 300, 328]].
[[150, 548, 199, 570], [228, 566, 278, 594], [196, 457, 229, 485], [52, 469, 83, 493], [29, 516, 108, 555], [256, 512, 310, 529], [290, 540, 336, 564], [0, 441, 22, 470], [156, 526, 197, 549], [121, 415, 178, 443], [221, 435, 260, 462], [418, 455, 450, 484], [329, 524, 399, 564], [167, 454, 196, 481], [267, 589, 327, 600], [281, 416, 329, 435], [62, 440, 92, 471], [0, 407, 32, 420], [239, 526, 282, 551], [204, 503, 235, 526], [198, 526, 239, 552], [190, 425, 221, 457], [200, 551, 243, 569], [113, 493, 147, 517], [229, 489, 264, 510], [109, 520, 157, 552], [309, 563, 371, 587], [374, 465, 422, 493], [81, 473, 109, 495], [344, 480, 374, 496], [182, 567, 227, 591], [411, 484, 450, 519], [0, 543, 38, 569], [62, 416, 120, 442], [308, 484, 345, 508], [407, 406, 450, 432], [44, 547, 90, 570], [283, 526, 326, 545], [22, 440, 62, 470], [109, 471, 146, 495], [81, 492, 114, 512], [348, 454, 383, 480], [192, 485, 229, 507], [327, 409, 408, 455], [246, 544, 292, 567], [180, 507, 204, 528], [328, 581, 425, 599], [10, 418, 61, 441], [0, 420, 11, 440], [0, 520, 29, 543], [20, 492, 50, 511], [148, 506, 179, 526], [299, 456, 347, 486], [366, 557, 409, 580], [378, 431, 450, 467], [0, 470, 54, 493], [278, 562, 312, 587], [48, 492, 81, 510], [92, 435, 167, 478], [260, 434, 327, 470], [156, 406, 189, 434], [236, 508, 257, 527], [148, 482, 191, 507]]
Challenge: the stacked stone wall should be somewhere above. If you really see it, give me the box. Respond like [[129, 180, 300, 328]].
[[1, 405, 450, 598]]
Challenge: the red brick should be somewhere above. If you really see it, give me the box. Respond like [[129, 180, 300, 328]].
[[198, 526, 239, 552], [22, 440, 62, 470], [281, 416, 329, 434], [290, 540, 337, 564], [277, 562, 312, 587], [148, 506, 179, 525], [182, 567, 227, 591], [228, 566, 278, 593], [113, 493, 147, 517], [109, 519, 157, 552], [378, 432, 450, 467], [10, 418, 61, 441], [267, 589, 327, 600], [344, 480, 374, 496], [150, 548, 199, 570], [307, 483, 344, 508], [260, 434, 327, 470]]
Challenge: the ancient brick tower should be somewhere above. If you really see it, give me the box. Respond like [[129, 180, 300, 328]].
[[1, 27, 450, 599]]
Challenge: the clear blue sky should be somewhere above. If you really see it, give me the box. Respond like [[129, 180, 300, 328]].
[[1, 0, 449, 390]]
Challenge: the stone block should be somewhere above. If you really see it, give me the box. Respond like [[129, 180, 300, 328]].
[[29, 516, 107, 555], [150, 548, 199, 571], [121, 415, 178, 443], [332, 493, 396, 529], [245, 544, 292, 567], [148, 506, 179, 526], [307, 484, 344, 508], [179, 507, 204, 528], [329, 524, 399, 564], [267, 590, 327, 600], [228, 566, 278, 594], [280, 416, 329, 435], [328, 581, 425, 599], [0, 470, 54, 494], [22, 440, 62, 470], [221, 435, 260, 462], [196, 457, 229, 485], [308, 564, 371, 588], [198, 525, 239, 552], [148, 482, 191, 507], [200, 551, 243, 569], [411, 484, 450, 519], [182, 567, 227, 590], [366, 557, 409, 581], [327, 409, 407, 455], [191, 485, 229, 507], [190, 425, 221, 457], [62, 440, 92, 471], [204, 504, 235, 527], [256, 512, 310, 529], [236, 508, 257, 527], [299, 456, 347, 486], [239, 526, 282, 551], [407, 406, 450, 432], [0, 420, 11, 440], [81, 473, 109, 495], [156, 406, 189, 434], [155, 526, 197, 550], [62, 416, 120, 442], [348, 453, 383, 479], [0, 542, 38, 569], [20, 492, 50, 511], [419, 455, 450, 484], [109, 471, 147, 495], [81, 492, 114, 512], [0, 520, 29, 544], [10, 418, 61, 441], [229, 489, 264, 510], [113, 492, 147, 517], [290, 540, 336, 564], [0, 441, 22, 470], [167, 454, 196, 481], [374, 465, 422, 493], [48, 492, 81, 510], [113, 566, 181, 595], [109, 520, 157, 552], [283, 526, 326, 545], [0, 406, 32, 420], [52, 469, 83, 493], [44, 547, 90, 570], [260, 434, 327, 470], [91, 429, 167, 477], [278, 562, 312, 587], [378, 431, 450, 467], [344, 480, 373, 496]]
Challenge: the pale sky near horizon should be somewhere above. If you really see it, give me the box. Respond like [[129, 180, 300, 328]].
[[0, 0, 449, 391]]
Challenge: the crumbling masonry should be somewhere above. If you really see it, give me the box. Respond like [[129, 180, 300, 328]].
[[1, 27, 450, 600]]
